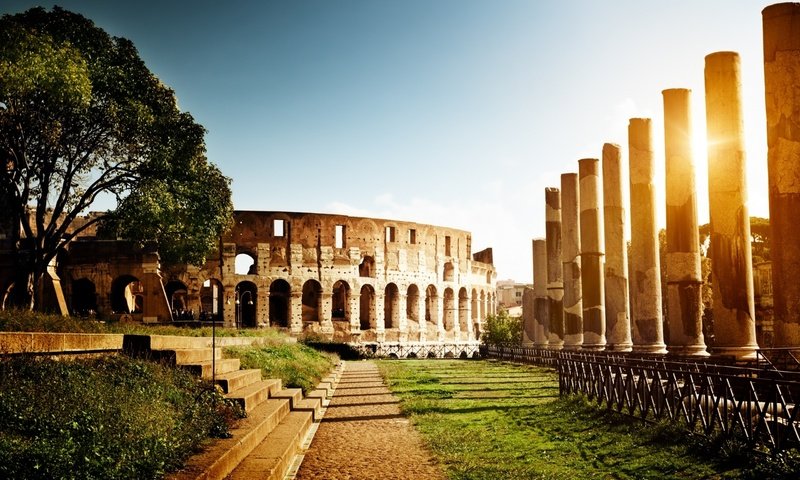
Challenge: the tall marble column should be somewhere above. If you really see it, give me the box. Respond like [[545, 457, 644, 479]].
[[561, 173, 583, 349], [763, 4, 800, 346], [545, 187, 565, 350], [628, 118, 667, 353], [705, 51, 759, 358], [602, 143, 633, 352], [662, 88, 708, 356], [579, 158, 606, 350], [533, 238, 550, 347]]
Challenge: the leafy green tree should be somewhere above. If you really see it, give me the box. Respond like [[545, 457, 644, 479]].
[[481, 310, 522, 345], [0, 7, 233, 310]]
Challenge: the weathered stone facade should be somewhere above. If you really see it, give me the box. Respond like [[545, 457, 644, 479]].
[[1, 211, 496, 355]]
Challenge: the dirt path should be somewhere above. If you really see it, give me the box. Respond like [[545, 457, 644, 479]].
[[294, 361, 446, 480]]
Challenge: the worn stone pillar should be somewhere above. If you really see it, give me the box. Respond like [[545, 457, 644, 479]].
[[628, 118, 667, 353], [764, 4, 800, 346], [533, 238, 550, 347], [602, 143, 633, 351], [545, 187, 565, 349], [290, 291, 303, 335], [579, 158, 607, 350], [561, 173, 583, 349], [705, 51, 759, 358], [662, 89, 708, 356]]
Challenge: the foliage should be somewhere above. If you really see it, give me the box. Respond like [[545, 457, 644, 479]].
[[301, 339, 365, 360], [0, 7, 232, 309], [380, 359, 787, 479], [225, 343, 337, 394], [0, 354, 239, 479], [480, 310, 522, 345]]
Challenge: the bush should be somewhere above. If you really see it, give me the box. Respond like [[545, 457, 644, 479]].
[[481, 310, 522, 345], [226, 343, 338, 394], [0, 355, 239, 479], [301, 340, 364, 360]]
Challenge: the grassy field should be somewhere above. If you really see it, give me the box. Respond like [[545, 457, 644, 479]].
[[379, 359, 798, 480], [225, 343, 338, 394]]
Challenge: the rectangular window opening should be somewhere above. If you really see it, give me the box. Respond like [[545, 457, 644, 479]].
[[335, 225, 345, 248], [386, 226, 396, 242], [408, 228, 416, 244], [273, 219, 285, 237], [445, 235, 451, 256]]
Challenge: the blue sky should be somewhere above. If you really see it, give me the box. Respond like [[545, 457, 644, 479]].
[[2, 1, 775, 282]]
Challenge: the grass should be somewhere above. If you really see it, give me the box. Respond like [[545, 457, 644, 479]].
[[0, 354, 240, 480], [379, 359, 800, 480], [0, 308, 287, 339], [225, 343, 338, 394]]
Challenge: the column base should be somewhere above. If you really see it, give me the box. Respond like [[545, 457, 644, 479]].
[[667, 345, 710, 357], [547, 342, 564, 351], [711, 345, 758, 360], [563, 334, 583, 350], [581, 344, 607, 352], [605, 342, 633, 352], [632, 343, 667, 354]]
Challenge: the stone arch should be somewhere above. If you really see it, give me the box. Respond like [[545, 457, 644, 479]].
[[71, 278, 97, 315], [458, 287, 469, 333], [425, 284, 438, 327], [332, 280, 350, 321], [384, 283, 399, 329], [235, 252, 256, 275], [360, 284, 376, 330], [302, 279, 323, 325], [110, 275, 142, 314], [200, 278, 223, 321], [443, 261, 455, 282], [235, 281, 257, 328], [359, 256, 375, 278], [269, 279, 291, 328], [459, 351, 468, 359], [165, 280, 189, 316], [406, 351, 418, 359], [444, 287, 455, 331], [406, 284, 420, 327]]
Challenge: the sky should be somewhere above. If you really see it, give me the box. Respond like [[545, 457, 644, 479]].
[[2, 0, 777, 282]]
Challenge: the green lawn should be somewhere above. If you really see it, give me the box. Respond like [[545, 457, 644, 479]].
[[379, 359, 796, 480]]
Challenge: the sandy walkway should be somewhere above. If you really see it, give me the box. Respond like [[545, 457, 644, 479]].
[[294, 361, 446, 480]]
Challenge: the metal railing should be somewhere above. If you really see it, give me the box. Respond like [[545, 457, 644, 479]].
[[487, 344, 800, 453]]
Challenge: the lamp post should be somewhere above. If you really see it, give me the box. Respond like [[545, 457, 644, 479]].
[[234, 289, 254, 329]]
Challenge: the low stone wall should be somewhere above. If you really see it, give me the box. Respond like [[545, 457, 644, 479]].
[[0, 332, 124, 355]]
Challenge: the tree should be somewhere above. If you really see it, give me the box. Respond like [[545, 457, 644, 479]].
[[0, 7, 233, 310], [481, 310, 522, 345]]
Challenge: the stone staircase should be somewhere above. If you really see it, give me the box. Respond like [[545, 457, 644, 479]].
[[122, 335, 340, 480]]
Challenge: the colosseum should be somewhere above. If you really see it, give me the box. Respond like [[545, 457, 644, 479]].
[[1, 211, 498, 358]]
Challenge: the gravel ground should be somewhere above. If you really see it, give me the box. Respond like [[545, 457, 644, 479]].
[[295, 361, 447, 480]]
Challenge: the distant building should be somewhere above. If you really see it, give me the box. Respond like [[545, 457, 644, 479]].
[[496, 280, 531, 312]]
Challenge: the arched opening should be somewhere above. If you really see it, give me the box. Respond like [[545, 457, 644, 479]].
[[302, 280, 322, 325], [458, 287, 469, 334], [459, 351, 468, 359], [332, 280, 350, 321], [425, 284, 438, 328], [111, 275, 142, 314], [71, 278, 97, 316], [427, 351, 437, 358], [235, 281, 257, 328], [443, 262, 455, 282], [384, 283, 399, 329], [359, 256, 375, 278], [387, 353, 399, 359], [359, 284, 375, 330], [406, 284, 420, 327], [407, 352, 418, 359], [443, 351, 455, 358], [235, 252, 256, 275], [269, 279, 290, 328], [165, 280, 190, 319], [200, 279, 223, 322], [444, 287, 455, 331]]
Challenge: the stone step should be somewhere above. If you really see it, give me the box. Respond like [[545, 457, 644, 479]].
[[149, 347, 223, 365], [167, 398, 291, 480], [181, 358, 242, 378], [227, 379, 282, 413], [214, 369, 262, 394], [294, 397, 323, 421], [227, 411, 314, 480], [270, 387, 303, 409]]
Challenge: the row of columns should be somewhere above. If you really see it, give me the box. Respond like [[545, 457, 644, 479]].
[[526, 47, 764, 358]]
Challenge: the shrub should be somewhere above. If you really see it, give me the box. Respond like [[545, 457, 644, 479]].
[[481, 310, 522, 345], [226, 343, 337, 394], [0, 355, 239, 479]]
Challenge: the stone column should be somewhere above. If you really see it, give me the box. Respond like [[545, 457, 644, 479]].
[[764, 4, 800, 346], [628, 118, 667, 353], [561, 173, 583, 349], [705, 51, 759, 358], [662, 88, 708, 356], [545, 187, 565, 349], [290, 291, 303, 335], [579, 158, 607, 350], [533, 238, 550, 347], [602, 143, 633, 351]]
